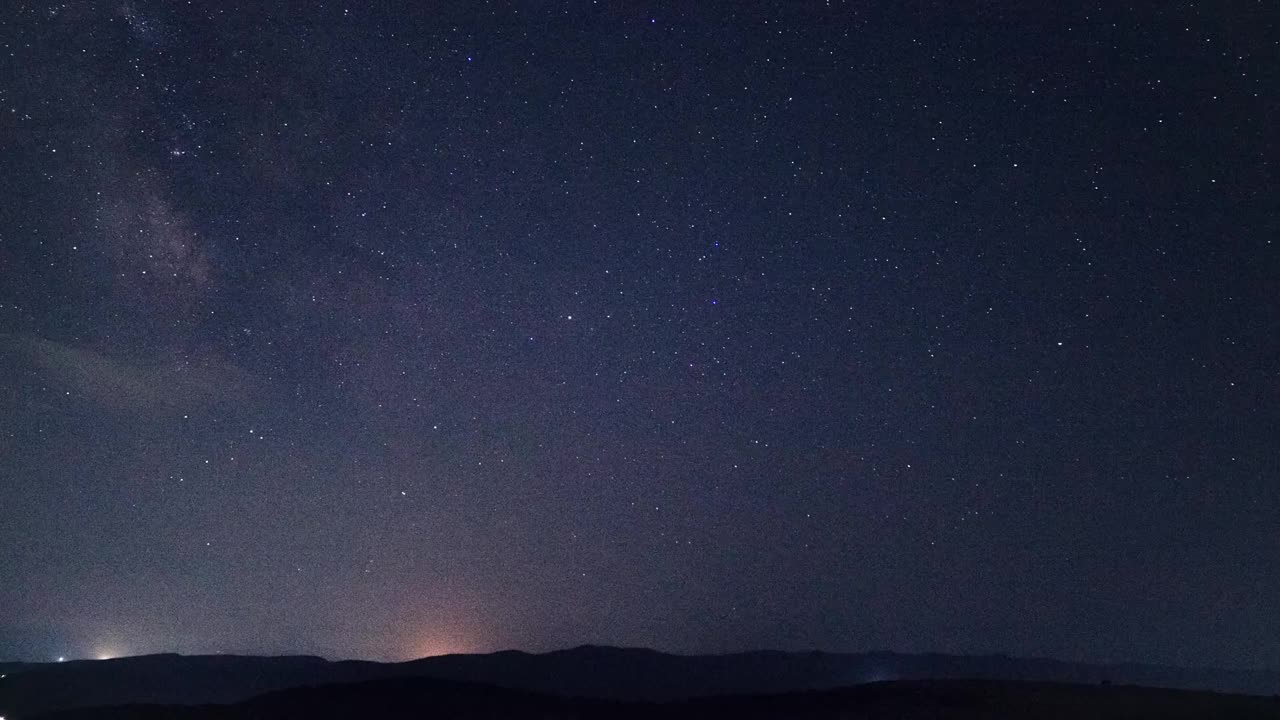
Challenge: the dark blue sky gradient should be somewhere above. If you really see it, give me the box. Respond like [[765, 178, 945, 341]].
[[1, 1, 1276, 668]]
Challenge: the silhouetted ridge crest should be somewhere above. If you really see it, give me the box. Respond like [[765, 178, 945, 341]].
[[1, 647, 1277, 717]]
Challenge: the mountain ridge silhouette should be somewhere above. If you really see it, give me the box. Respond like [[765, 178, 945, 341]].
[[1, 645, 1277, 717]]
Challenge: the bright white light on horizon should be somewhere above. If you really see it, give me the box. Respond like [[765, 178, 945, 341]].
[[57, 656, 65, 662]]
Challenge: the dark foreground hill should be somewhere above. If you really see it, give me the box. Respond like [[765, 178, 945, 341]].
[[1, 646, 1278, 717], [30, 677, 1280, 720]]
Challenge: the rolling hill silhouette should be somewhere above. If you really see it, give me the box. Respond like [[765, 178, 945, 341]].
[[1, 646, 1277, 718], [25, 678, 1280, 720]]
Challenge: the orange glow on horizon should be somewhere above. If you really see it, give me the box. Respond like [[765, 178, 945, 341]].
[[92, 642, 127, 661], [401, 623, 490, 660]]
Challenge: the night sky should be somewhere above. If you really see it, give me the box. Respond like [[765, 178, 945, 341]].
[[1, 2, 1276, 670]]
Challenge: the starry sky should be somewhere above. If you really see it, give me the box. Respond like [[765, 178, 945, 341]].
[[1, 1, 1276, 669]]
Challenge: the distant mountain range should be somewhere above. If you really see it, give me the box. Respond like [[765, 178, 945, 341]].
[[28, 678, 1280, 720], [0, 645, 1276, 718]]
